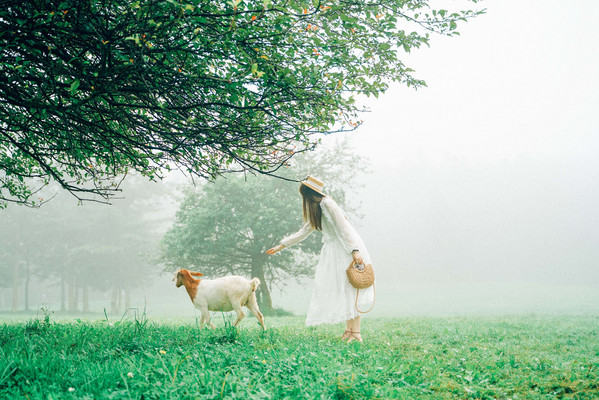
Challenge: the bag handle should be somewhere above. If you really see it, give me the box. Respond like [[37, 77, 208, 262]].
[[354, 282, 375, 313]]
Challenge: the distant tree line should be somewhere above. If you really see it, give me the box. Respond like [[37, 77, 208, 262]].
[[0, 175, 168, 314]]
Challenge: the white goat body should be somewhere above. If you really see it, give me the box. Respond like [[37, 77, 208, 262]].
[[174, 269, 265, 330], [193, 276, 259, 312]]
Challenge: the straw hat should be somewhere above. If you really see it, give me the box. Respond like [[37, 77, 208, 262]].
[[301, 176, 325, 196]]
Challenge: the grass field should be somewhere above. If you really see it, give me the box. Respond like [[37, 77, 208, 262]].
[[0, 313, 598, 399]]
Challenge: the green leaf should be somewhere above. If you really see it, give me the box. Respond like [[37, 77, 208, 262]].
[[70, 79, 80, 95]]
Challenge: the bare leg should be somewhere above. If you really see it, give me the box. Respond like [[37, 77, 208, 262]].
[[346, 315, 362, 343], [352, 315, 361, 331], [342, 320, 352, 341]]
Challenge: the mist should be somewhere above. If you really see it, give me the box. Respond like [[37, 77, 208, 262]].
[[3, 142, 597, 319], [345, 0, 599, 316], [2, 0, 599, 320]]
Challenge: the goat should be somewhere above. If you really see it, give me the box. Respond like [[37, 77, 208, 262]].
[[173, 269, 265, 330]]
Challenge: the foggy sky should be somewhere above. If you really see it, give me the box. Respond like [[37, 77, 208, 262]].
[[344, 0, 599, 287]]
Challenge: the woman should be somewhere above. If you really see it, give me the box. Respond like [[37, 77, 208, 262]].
[[266, 176, 374, 343]]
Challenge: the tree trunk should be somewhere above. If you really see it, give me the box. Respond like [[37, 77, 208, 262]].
[[251, 254, 273, 315], [12, 263, 19, 312], [125, 288, 131, 310], [117, 289, 123, 314], [110, 288, 118, 315], [68, 276, 76, 312], [24, 258, 30, 311], [60, 275, 66, 312], [83, 286, 89, 313]]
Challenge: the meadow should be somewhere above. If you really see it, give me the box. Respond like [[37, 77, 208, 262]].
[[0, 313, 597, 399]]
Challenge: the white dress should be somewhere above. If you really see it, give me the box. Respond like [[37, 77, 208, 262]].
[[280, 197, 375, 326]]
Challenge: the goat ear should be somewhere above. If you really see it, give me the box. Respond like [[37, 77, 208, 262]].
[[190, 271, 203, 277]]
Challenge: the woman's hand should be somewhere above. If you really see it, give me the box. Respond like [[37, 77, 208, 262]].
[[352, 250, 364, 265], [266, 244, 285, 255]]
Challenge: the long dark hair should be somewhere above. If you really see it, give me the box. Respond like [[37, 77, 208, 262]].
[[300, 184, 324, 231]]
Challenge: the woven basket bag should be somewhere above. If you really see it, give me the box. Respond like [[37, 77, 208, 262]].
[[346, 261, 375, 313]]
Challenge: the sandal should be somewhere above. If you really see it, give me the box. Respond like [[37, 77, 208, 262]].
[[341, 329, 352, 341], [346, 331, 363, 344]]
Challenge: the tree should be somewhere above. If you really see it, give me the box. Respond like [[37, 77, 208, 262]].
[[0, 203, 54, 311], [0, 0, 483, 207], [0, 175, 170, 313], [47, 176, 170, 313], [160, 139, 367, 313]]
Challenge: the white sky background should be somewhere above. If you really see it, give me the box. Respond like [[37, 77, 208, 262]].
[[354, 0, 599, 165], [333, 0, 599, 288]]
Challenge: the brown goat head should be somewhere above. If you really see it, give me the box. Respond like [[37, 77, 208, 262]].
[[172, 269, 203, 288]]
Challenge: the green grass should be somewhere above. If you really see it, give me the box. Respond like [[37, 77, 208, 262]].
[[0, 314, 598, 399]]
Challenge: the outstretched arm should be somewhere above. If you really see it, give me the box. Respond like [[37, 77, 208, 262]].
[[266, 244, 285, 254], [266, 221, 314, 255]]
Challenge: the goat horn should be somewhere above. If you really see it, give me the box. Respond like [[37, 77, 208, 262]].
[[172, 270, 182, 282]]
